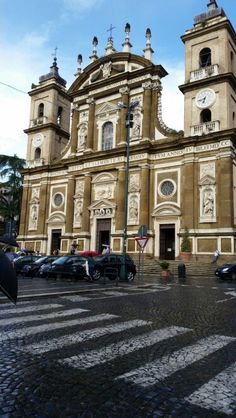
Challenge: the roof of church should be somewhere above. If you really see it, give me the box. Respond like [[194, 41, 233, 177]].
[[194, 0, 226, 25], [39, 57, 67, 87]]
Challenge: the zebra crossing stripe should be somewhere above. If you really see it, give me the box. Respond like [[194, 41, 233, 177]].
[[185, 361, 236, 416], [0, 307, 89, 327], [0, 301, 33, 309], [23, 320, 151, 354], [117, 335, 236, 387], [0, 313, 118, 342], [0, 303, 63, 317], [59, 326, 191, 370], [101, 291, 130, 296], [60, 295, 91, 302]]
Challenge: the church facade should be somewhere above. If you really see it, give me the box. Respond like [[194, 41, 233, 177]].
[[18, 1, 236, 261]]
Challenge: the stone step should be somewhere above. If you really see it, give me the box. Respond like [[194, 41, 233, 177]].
[[135, 259, 218, 278]]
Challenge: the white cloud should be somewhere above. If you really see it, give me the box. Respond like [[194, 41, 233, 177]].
[[63, 0, 104, 12]]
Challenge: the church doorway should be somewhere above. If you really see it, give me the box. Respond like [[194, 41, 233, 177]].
[[159, 224, 175, 260], [96, 219, 111, 253], [51, 229, 61, 254]]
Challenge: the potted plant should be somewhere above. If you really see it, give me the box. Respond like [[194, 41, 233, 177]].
[[159, 260, 170, 278], [180, 227, 192, 262]]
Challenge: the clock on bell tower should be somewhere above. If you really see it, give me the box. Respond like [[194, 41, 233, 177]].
[[179, 0, 236, 137], [24, 57, 71, 165]]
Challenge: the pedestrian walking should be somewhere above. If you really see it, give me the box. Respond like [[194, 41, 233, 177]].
[[212, 249, 220, 263]]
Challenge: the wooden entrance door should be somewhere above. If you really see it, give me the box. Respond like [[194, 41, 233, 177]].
[[51, 229, 61, 254], [160, 224, 175, 260], [96, 219, 111, 253]]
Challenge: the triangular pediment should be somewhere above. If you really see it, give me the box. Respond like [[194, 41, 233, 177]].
[[199, 175, 215, 186], [95, 102, 118, 117], [89, 199, 116, 211]]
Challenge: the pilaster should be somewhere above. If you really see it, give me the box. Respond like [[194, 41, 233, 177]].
[[81, 174, 92, 232], [70, 109, 79, 154], [65, 176, 75, 233]]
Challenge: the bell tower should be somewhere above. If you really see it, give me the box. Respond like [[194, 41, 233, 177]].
[[24, 57, 71, 165], [179, 0, 236, 137]]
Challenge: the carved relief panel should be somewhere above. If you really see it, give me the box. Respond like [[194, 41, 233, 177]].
[[199, 162, 216, 223], [73, 179, 85, 228], [28, 187, 40, 230]]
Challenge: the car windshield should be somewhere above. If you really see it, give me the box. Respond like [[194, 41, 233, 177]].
[[34, 257, 47, 265], [52, 256, 68, 265]]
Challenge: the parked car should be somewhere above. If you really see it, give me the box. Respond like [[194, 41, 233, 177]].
[[215, 262, 236, 280], [45, 255, 90, 280], [21, 255, 59, 277], [14, 255, 41, 275], [91, 253, 136, 282]]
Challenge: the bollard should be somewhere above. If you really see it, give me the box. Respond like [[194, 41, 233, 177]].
[[178, 263, 186, 279]]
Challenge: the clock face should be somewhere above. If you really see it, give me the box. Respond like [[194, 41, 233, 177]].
[[195, 89, 216, 109], [32, 135, 43, 147]]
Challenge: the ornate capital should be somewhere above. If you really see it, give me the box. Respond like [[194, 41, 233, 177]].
[[119, 86, 130, 95]]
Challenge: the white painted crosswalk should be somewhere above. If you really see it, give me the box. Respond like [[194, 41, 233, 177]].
[[59, 326, 191, 370], [0, 299, 235, 416], [116, 334, 236, 386]]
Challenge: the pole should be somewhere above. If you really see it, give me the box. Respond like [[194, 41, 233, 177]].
[[122, 111, 131, 256]]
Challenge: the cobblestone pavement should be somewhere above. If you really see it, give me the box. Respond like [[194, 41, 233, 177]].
[[0, 274, 236, 417]]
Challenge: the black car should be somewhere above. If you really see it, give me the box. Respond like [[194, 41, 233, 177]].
[[46, 255, 90, 280], [91, 253, 136, 282], [21, 255, 59, 277], [215, 262, 236, 280], [14, 255, 41, 275]]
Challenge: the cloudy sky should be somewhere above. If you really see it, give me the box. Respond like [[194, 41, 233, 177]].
[[0, 0, 235, 159]]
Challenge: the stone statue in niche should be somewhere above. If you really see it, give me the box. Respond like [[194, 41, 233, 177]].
[[128, 195, 139, 222], [74, 198, 83, 226], [29, 204, 38, 229], [203, 189, 214, 215], [132, 112, 141, 137], [78, 123, 88, 147]]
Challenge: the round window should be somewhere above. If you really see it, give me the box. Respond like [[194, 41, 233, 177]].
[[53, 193, 63, 207], [160, 180, 175, 197]]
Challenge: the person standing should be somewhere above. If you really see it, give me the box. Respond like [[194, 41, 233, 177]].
[[212, 249, 220, 263], [4, 247, 15, 265]]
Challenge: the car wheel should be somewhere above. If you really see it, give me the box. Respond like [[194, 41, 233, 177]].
[[231, 272, 236, 280], [92, 269, 101, 281], [127, 271, 135, 282]]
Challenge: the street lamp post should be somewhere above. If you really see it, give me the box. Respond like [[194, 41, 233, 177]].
[[117, 100, 139, 278]]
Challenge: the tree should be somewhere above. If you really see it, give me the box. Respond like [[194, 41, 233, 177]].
[[0, 154, 25, 237]]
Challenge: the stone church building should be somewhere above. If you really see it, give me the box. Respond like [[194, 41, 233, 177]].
[[18, 0, 236, 260]]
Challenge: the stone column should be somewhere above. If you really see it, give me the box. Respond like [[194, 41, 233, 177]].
[[38, 181, 49, 235], [142, 81, 152, 139], [81, 174, 92, 232], [150, 83, 159, 140], [116, 168, 126, 230], [140, 164, 150, 228], [19, 183, 30, 236], [70, 108, 79, 154], [117, 86, 129, 145], [65, 176, 75, 233], [217, 157, 233, 228], [86, 99, 95, 150]]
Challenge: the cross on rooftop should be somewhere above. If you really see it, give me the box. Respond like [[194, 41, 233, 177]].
[[107, 24, 115, 39]]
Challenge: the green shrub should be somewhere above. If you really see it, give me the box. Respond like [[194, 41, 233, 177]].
[[181, 227, 191, 252], [159, 261, 170, 270]]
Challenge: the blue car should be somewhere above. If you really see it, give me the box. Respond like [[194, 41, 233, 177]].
[[215, 263, 236, 280]]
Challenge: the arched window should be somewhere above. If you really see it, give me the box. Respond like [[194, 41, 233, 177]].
[[102, 122, 113, 150], [38, 103, 44, 118], [57, 106, 63, 124], [200, 109, 211, 123], [199, 48, 211, 67], [34, 147, 41, 160]]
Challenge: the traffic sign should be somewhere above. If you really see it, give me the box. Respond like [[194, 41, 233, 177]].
[[135, 236, 149, 250]]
